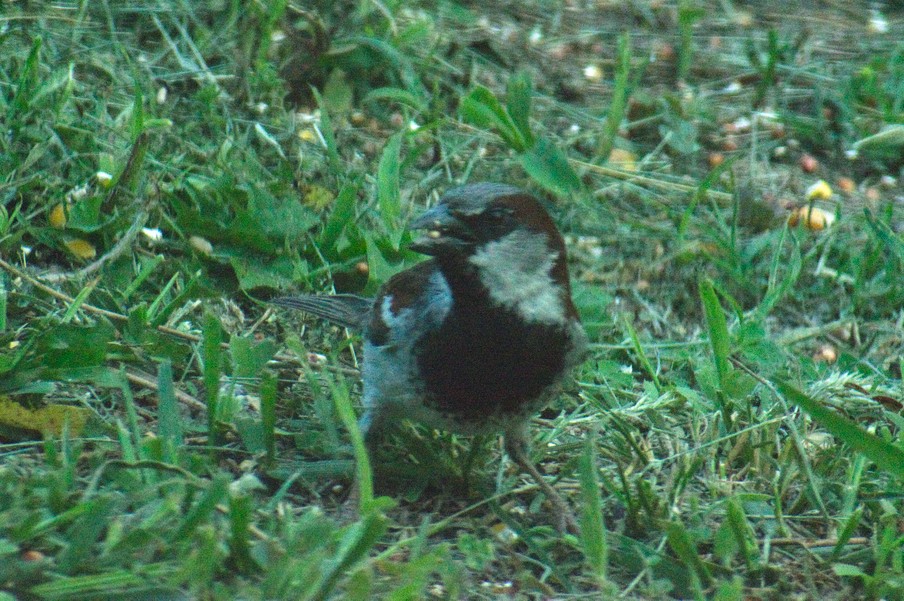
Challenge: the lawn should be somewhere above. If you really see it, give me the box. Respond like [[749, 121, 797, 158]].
[[1, 1, 903, 599]]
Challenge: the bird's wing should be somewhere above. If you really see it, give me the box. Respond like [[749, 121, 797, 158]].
[[366, 260, 451, 346], [271, 294, 373, 331]]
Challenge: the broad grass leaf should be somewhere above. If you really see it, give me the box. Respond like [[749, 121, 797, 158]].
[[459, 86, 527, 152], [778, 382, 904, 481], [520, 138, 582, 196]]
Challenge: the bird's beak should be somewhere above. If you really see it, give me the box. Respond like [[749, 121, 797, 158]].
[[408, 205, 474, 255]]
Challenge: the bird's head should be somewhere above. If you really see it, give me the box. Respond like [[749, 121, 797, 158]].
[[409, 183, 566, 258], [408, 183, 577, 324]]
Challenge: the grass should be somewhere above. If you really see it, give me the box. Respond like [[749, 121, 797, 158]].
[[1, 1, 903, 599]]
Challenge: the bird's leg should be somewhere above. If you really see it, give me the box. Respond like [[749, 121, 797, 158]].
[[504, 428, 579, 535]]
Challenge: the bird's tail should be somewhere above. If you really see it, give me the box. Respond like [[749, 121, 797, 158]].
[[271, 294, 372, 331]]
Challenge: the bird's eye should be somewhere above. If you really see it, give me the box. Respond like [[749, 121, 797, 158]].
[[484, 206, 511, 221]]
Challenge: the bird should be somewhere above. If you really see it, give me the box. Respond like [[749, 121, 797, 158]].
[[274, 182, 588, 532]]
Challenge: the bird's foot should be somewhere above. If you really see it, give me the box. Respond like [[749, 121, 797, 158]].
[[505, 434, 580, 535]]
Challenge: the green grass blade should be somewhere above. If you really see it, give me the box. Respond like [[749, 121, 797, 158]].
[[201, 313, 223, 448], [29, 567, 176, 600], [755, 224, 801, 320], [320, 182, 360, 253], [306, 512, 388, 601], [831, 507, 864, 561], [777, 382, 904, 481], [505, 70, 535, 147], [485, 497, 574, 591], [335, 36, 422, 93], [864, 208, 904, 265], [852, 124, 904, 153], [579, 439, 608, 585], [0, 271, 9, 333], [597, 33, 632, 161], [170, 475, 230, 542], [60, 281, 96, 324], [55, 496, 115, 573], [363, 86, 428, 112], [624, 316, 662, 392], [698, 277, 740, 429], [698, 277, 731, 386], [520, 137, 582, 196], [677, 155, 737, 240], [377, 132, 403, 243], [725, 498, 757, 569], [459, 85, 527, 151], [677, 2, 705, 81], [121, 254, 164, 301], [666, 520, 712, 593], [8, 36, 42, 124], [260, 371, 276, 465], [312, 87, 341, 175], [228, 492, 258, 574], [146, 271, 179, 321], [156, 360, 182, 463], [329, 376, 374, 510]]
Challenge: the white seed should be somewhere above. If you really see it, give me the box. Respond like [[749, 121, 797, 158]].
[[96, 171, 113, 188], [189, 235, 213, 255], [583, 64, 603, 81], [141, 227, 163, 242]]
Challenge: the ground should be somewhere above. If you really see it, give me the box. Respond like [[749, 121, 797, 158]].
[[0, 1, 902, 599]]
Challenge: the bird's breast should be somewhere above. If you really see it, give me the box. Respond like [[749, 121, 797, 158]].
[[414, 303, 581, 422]]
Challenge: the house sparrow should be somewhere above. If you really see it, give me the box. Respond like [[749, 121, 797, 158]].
[[275, 183, 587, 532]]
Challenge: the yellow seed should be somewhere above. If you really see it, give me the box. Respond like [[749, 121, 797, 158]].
[[806, 180, 832, 201], [607, 148, 637, 171], [49, 203, 68, 228], [788, 206, 835, 231], [813, 345, 838, 363], [64, 238, 97, 259], [298, 129, 317, 142]]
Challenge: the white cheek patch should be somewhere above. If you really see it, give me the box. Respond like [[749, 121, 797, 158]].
[[469, 229, 566, 325]]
